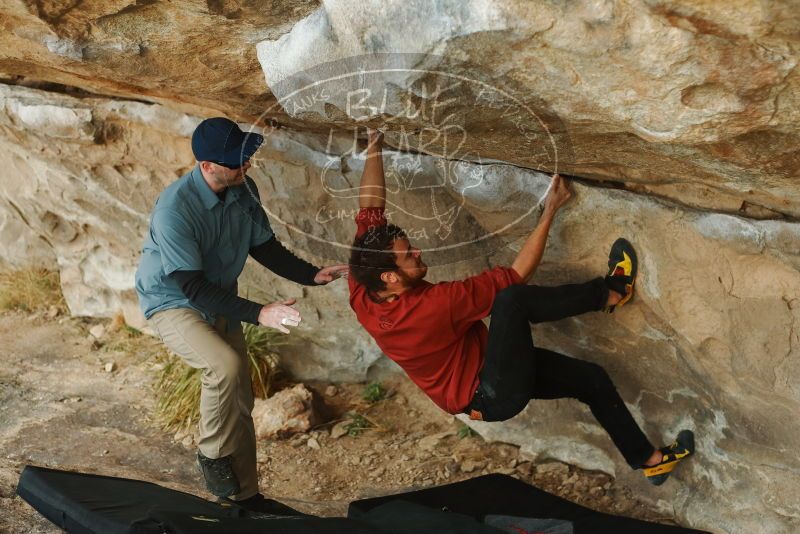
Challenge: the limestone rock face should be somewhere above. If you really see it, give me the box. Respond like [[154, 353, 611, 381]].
[[0, 83, 200, 321], [0, 1, 799, 533], [256, 0, 800, 220], [0, 0, 319, 119], [2, 0, 797, 217]]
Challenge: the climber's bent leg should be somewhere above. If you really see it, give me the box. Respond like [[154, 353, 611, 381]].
[[464, 281, 608, 421], [529, 348, 655, 469]]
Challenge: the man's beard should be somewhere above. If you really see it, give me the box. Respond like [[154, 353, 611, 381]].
[[397, 266, 426, 288], [214, 170, 245, 189]]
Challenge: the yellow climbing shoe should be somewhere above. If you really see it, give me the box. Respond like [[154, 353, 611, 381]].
[[604, 238, 637, 313], [643, 430, 695, 486]]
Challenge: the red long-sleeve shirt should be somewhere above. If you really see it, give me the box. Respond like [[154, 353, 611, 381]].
[[349, 207, 522, 413]]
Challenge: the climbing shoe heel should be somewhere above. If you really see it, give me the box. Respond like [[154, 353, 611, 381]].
[[643, 429, 695, 486]]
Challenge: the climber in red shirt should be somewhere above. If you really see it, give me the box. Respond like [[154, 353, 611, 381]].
[[348, 129, 695, 486]]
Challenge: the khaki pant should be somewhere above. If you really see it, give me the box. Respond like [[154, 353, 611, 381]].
[[149, 307, 258, 500]]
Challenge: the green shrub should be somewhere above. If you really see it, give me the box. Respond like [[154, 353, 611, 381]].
[[362, 382, 387, 403], [343, 412, 374, 437], [457, 423, 478, 439]]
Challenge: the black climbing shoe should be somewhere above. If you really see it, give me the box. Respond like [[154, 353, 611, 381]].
[[604, 237, 638, 313], [643, 429, 695, 486], [196, 451, 240, 498], [220, 492, 309, 517]]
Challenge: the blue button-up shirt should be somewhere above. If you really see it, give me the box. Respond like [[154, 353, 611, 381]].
[[135, 165, 273, 322]]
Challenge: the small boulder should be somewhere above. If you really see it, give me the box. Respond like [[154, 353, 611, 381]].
[[460, 459, 486, 473], [89, 324, 106, 339], [535, 462, 569, 477], [252, 384, 323, 440], [418, 431, 454, 451], [330, 421, 349, 439]]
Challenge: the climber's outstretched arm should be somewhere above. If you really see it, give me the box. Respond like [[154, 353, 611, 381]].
[[510, 174, 572, 283], [359, 129, 385, 209]]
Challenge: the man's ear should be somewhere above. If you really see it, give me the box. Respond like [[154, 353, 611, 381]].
[[199, 160, 213, 173], [380, 271, 397, 285]]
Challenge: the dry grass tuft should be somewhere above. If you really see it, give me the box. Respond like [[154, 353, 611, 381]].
[[0, 268, 66, 313], [154, 323, 284, 432], [101, 313, 154, 354], [154, 355, 202, 432]]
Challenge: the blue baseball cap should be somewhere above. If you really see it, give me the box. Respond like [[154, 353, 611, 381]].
[[191, 117, 264, 167]]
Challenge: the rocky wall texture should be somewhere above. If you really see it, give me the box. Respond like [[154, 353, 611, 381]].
[[255, 0, 800, 220], [0, 84, 393, 380], [2, 0, 798, 217], [0, 84, 196, 319], [0, 1, 799, 533]]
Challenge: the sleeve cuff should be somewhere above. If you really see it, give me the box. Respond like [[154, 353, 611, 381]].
[[508, 267, 523, 285], [245, 301, 262, 325]]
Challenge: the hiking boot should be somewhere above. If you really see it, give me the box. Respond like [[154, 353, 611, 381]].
[[219, 492, 309, 517], [196, 451, 240, 498], [643, 430, 695, 486], [604, 237, 638, 313]]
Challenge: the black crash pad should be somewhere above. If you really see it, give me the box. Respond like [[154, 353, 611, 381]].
[[349, 473, 710, 534], [15, 465, 373, 534], [17, 465, 709, 534]]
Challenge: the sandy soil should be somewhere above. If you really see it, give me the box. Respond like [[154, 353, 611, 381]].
[[0, 311, 680, 532]]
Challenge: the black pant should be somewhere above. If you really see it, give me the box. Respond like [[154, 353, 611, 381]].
[[466, 279, 654, 469]]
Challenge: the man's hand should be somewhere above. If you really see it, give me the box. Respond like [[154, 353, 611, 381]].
[[367, 128, 384, 147], [314, 264, 349, 284], [543, 174, 572, 216], [258, 299, 301, 334]]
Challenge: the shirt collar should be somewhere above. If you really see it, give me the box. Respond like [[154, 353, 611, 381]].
[[190, 165, 222, 210]]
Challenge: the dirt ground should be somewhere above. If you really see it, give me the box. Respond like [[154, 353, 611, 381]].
[[0, 310, 681, 532]]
